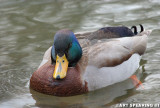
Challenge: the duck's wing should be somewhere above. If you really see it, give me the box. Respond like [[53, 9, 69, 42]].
[[38, 47, 52, 69], [87, 30, 152, 68]]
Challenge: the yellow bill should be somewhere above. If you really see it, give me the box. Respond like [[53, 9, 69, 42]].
[[53, 54, 69, 79]]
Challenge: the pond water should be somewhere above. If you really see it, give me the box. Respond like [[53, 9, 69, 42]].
[[0, 0, 160, 108]]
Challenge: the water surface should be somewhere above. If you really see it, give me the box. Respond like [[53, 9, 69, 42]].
[[0, 0, 160, 108]]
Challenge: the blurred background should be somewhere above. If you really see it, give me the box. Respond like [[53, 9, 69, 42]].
[[0, 0, 160, 108]]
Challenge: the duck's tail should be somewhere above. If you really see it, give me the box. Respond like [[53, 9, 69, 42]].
[[131, 24, 152, 36], [131, 24, 143, 35]]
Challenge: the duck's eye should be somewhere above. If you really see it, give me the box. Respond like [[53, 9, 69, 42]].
[[62, 60, 65, 63]]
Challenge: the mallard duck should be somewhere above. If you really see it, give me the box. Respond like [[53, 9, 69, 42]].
[[30, 25, 152, 96]]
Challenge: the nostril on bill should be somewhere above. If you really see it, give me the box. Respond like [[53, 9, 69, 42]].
[[56, 75, 61, 80]]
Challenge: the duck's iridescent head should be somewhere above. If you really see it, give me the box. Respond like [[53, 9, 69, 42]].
[[51, 29, 82, 80]]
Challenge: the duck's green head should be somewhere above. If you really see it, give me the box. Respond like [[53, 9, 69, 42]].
[[51, 29, 82, 80]]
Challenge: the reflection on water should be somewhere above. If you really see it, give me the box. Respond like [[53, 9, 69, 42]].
[[0, 0, 160, 108]]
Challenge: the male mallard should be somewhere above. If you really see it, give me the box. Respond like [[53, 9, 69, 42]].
[[30, 25, 152, 96]]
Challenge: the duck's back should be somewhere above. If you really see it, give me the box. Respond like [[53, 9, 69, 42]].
[[75, 26, 135, 40], [89, 26, 135, 40]]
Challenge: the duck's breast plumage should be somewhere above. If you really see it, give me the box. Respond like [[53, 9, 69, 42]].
[[30, 61, 88, 96]]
